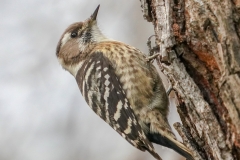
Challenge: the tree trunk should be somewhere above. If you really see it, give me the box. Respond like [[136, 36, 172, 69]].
[[140, 0, 240, 159]]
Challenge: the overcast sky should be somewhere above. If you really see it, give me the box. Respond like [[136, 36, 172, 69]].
[[0, 1, 182, 160]]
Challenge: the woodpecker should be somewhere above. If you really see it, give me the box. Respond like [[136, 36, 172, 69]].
[[56, 5, 194, 160]]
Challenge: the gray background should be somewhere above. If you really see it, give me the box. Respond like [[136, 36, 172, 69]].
[[0, 0, 183, 160]]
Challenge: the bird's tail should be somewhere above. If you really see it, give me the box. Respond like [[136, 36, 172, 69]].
[[147, 133, 194, 160], [147, 149, 162, 160]]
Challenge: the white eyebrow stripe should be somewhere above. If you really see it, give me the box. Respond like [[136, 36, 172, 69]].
[[61, 32, 71, 46]]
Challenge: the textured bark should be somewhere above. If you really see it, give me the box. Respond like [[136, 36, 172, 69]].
[[140, 0, 240, 159]]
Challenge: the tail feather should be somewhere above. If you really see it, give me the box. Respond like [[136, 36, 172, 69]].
[[147, 133, 194, 160], [146, 149, 162, 160]]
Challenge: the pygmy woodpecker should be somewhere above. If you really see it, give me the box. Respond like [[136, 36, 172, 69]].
[[56, 5, 194, 160]]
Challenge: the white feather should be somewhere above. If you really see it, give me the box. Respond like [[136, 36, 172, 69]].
[[91, 24, 109, 42], [58, 58, 83, 77], [61, 33, 71, 46]]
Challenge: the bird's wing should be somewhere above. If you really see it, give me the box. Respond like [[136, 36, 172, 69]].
[[75, 52, 161, 159]]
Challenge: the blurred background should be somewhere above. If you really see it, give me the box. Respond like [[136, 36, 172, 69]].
[[0, 0, 183, 160]]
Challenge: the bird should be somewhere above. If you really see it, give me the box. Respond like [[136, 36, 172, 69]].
[[56, 5, 194, 160]]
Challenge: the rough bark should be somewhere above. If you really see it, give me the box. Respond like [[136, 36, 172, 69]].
[[140, 0, 240, 159]]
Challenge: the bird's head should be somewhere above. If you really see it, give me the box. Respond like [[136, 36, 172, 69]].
[[56, 5, 107, 76]]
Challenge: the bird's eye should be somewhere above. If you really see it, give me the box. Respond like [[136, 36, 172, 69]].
[[71, 32, 77, 38]]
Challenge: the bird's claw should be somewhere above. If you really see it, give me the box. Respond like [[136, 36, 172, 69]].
[[146, 53, 160, 62]]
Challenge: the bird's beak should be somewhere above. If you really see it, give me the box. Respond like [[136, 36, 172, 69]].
[[91, 5, 100, 21]]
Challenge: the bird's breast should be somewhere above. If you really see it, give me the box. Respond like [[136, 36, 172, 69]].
[[93, 41, 154, 111]]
